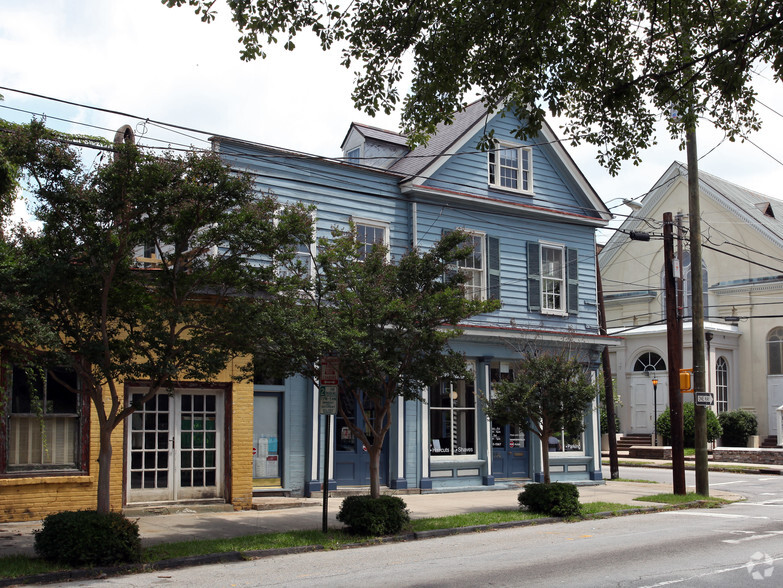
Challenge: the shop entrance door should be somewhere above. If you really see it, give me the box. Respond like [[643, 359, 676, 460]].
[[253, 393, 282, 487], [333, 392, 388, 486], [491, 422, 529, 479], [126, 388, 224, 504]]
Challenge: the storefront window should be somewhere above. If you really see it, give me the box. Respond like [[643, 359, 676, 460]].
[[430, 370, 476, 457], [549, 429, 583, 453]]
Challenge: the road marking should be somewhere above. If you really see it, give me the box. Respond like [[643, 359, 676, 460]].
[[758, 477, 778, 481], [710, 481, 745, 486], [638, 555, 783, 587], [659, 511, 768, 519], [723, 530, 783, 544]]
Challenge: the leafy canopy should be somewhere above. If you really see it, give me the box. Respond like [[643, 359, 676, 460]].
[[165, 0, 783, 173]]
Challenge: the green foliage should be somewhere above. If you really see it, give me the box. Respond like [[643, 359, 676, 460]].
[[656, 403, 723, 448], [256, 227, 498, 498], [518, 483, 581, 517], [167, 1, 781, 174], [336, 495, 411, 536], [34, 511, 141, 566], [0, 120, 313, 512], [484, 345, 596, 483], [718, 410, 758, 447]]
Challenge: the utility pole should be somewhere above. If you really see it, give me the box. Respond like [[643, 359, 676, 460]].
[[663, 212, 686, 494], [597, 263, 619, 479], [686, 128, 710, 496]]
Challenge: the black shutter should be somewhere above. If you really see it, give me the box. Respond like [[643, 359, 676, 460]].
[[566, 247, 579, 315], [527, 241, 541, 312], [487, 236, 501, 301]]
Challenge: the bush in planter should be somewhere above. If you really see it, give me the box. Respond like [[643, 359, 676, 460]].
[[34, 510, 141, 566], [336, 495, 410, 535], [518, 483, 581, 517], [655, 403, 722, 448], [718, 410, 758, 447]]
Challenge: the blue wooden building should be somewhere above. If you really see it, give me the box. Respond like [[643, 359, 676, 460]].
[[213, 100, 614, 496]]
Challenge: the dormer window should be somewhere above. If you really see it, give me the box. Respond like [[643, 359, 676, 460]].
[[488, 142, 532, 193], [346, 148, 361, 164]]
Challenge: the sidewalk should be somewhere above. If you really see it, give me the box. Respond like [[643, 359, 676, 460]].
[[0, 470, 746, 559]]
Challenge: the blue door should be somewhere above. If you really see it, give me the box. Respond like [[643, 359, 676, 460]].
[[491, 422, 530, 479], [333, 393, 388, 486]]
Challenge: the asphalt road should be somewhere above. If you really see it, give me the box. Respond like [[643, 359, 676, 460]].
[[57, 468, 783, 588]]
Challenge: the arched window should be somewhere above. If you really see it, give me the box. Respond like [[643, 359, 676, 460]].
[[768, 327, 783, 375], [715, 357, 729, 413], [633, 351, 666, 373]]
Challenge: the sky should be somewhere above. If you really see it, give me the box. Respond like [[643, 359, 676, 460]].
[[2, 0, 783, 240]]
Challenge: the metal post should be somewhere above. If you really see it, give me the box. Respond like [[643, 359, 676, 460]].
[[652, 378, 658, 446], [322, 414, 331, 533]]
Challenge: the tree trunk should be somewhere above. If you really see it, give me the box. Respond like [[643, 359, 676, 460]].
[[368, 445, 381, 499], [96, 424, 113, 514], [541, 439, 551, 485]]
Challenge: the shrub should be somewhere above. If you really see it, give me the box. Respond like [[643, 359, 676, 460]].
[[34, 510, 141, 566], [336, 495, 410, 536], [656, 403, 722, 447], [718, 410, 758, 447], [518, 482, 581, 517]]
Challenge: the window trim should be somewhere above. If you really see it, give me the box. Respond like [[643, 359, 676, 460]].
[[540, 242, 567, 315], [768, 327, 783, 376], [455, 229, 487, 302], [527, 241, 578, 315], [429, 363, 478, 460], [488, 141, 533, 194], [2, 364, 89, 476], [715, 356, 729, 414], [346, 147, 361, 164], [352, 217, 390, 261]]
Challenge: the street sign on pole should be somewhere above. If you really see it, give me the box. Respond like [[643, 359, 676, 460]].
[[319, 385, 338, 415], [694, 392, 714, 407]]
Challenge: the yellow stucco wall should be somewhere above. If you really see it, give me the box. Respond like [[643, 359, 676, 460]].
[[1, 359, 253, 522]]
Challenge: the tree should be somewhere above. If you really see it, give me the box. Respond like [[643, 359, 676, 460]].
[[165, 0, 783, 173], [484, 345, 596, 484], [256, 227, 499, 498], [0, 119, 313, 513]]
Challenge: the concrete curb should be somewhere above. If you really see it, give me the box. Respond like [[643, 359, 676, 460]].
[[0, 501, 715, 586]]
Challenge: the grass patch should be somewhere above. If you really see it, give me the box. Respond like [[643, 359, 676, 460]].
[[602, 459, 654, 466], [410, 509, 546, 531], [634, 492, 730, 506], [612, 478, 659, 484], [0, 555, 66, 579], [684, 448, 695, 456], [143, 529, 362, 561], [580, 502, 637, 515]]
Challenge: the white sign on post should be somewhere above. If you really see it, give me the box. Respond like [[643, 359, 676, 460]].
[[319, 385, 338, 415]]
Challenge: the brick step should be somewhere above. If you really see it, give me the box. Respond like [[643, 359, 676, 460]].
[[617, 435, 653, 450], [761, 435, 780, 449]]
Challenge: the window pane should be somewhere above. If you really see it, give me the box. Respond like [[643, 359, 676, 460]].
[[48, 368, 78, 413]]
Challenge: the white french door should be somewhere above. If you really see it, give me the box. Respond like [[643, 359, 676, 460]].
[[126, 387, 224, 504]]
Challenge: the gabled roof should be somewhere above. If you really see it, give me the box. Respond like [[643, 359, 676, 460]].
[[339, 122, 410, 150], [599, 161, 783, 266], [388, 99, 492, 178]]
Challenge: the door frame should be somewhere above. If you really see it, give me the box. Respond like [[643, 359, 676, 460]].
[[491, 422, 530, 479], [123, 382, 231, 506]]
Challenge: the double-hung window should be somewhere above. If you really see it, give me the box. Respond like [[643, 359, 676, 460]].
[[353, 218, 389, 261], [458, 232, 486, 301], [5, 366, 83, 472], [446, 230, 501, 302], [429, 368, 477, 457], [488, 142, 532, 193], [541, 245, 565, 313], [527, 241, 579, 315]]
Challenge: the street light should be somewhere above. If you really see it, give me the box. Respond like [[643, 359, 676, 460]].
[[652, 378, 659, 446]]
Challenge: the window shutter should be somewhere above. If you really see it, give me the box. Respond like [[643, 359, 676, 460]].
[[527, 241, 541, 312], [566, 247, 579, 314], [487, 236, 501, 301]]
